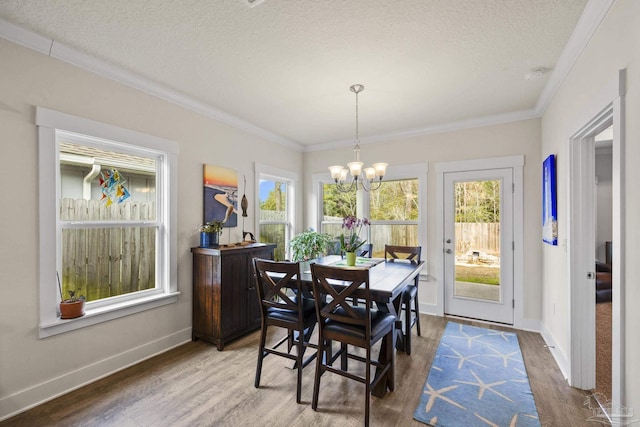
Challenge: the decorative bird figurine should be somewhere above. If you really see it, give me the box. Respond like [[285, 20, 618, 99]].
[[223, 205, 234, 224]]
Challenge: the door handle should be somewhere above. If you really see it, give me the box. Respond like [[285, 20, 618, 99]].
[[446, 249, 452, 254], [446, 239, 452, 243]]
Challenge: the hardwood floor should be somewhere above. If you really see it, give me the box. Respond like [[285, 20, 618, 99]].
[[1, 315, 594, 426]]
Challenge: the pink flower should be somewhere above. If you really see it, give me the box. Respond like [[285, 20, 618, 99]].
[[340, 216, 369, 252]]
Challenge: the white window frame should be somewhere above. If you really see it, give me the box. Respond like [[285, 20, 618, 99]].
[[312, 162, 427, 248], [37, 107, 179, 338], [254, 163, 297, 259]]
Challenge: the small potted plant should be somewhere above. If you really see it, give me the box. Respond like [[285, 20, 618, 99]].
[[199, 219, 224, 247], [57, 273, 85, 319], [340, 215, 370, 266], [288, 229, 334, 262]]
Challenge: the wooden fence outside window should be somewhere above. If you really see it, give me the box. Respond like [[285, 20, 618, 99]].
[[60, 198, 156, 302]]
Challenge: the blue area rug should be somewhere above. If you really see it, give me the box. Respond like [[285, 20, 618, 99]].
[[414, 322, 540, 427]]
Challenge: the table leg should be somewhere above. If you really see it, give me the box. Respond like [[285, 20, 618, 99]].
[[371, 325, 396, 397], [377, 297, 405, 352]]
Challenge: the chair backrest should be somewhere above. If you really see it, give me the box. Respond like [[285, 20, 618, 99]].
[[384, 245, 421, 264], [310, 264, 371, 330], [357, 243, 373, 258], [253, 258, 302, 314]]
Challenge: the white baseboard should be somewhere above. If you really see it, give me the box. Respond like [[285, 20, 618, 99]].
[[419, 302, 442, 317], [539, 322, 570, 381], [0, 328, 192, 422], [515, 317, 540, 333]]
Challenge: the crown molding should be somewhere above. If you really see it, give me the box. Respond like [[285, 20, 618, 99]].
[[0, 17, 51, 54], [2, 0, 614, 153], [306, 108, 539, 152], [0, 18, 302, 152], [535, 0, 616, 115]]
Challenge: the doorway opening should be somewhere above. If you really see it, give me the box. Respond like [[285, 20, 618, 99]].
[[568, 85, 624, 406]]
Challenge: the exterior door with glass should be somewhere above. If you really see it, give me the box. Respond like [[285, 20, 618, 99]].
[[443, 168, 514, 324]]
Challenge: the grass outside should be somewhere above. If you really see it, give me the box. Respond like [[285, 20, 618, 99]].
[[455, 264, 500, 285]]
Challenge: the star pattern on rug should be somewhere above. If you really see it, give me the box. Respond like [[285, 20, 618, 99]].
[[483, 344, 522, 368], [454, 370, 514, 402], [441, 343, 487, 369], [447, 328, 487, 348], [486, 330, 516, 342], [414, 322, 540, 427], [475, 413, 519, 427], [422, 383, 466, 412]]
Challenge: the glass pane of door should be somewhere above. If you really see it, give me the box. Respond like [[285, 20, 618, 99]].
[[453, 179, 501, 302]]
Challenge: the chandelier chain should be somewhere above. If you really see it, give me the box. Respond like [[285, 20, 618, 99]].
[[355, 88, 359, 143]]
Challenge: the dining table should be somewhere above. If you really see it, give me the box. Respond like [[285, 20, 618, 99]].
[[297, 254, 425, 397]]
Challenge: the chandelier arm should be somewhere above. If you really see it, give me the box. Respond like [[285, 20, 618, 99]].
[[335, 179, 356, 193], [368, 178, 384, 191]]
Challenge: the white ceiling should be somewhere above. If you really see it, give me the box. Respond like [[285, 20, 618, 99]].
[[0, 0, 604, 150]]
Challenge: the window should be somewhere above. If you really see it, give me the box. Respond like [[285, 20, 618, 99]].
[[256, 164, 297, 261], [315, 163, 426, 258], [37, 107, 178, 337], [369, 178, 420, 253], [320, 183, 357, 238]]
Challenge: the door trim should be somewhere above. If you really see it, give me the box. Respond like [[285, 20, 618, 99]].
[[436, 155, 526, 328], [568, 71, 625, 403]]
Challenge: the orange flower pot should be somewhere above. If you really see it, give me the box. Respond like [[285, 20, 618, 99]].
[[59, 300, 85, 319]]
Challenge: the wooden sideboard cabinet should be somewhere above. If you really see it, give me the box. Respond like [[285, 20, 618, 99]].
[[191, 243, 276, 350]]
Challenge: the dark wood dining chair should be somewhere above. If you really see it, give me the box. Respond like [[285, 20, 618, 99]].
[[357, 242, 373, 258], [310, 263, 395, 427], [384, 245, 422, 355], [252, 258, 318, 403]]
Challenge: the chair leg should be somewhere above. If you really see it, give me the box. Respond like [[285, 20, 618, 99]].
[[404, 296, 412, 355], [414, 288, 421, 336], [341, 343, 348, 371], [312, 338, 325, 410], [255, 324, 268, 388], [364, 390, 370, 426], [296, 327, 304, 403], [365, 346, 371, 427], [386, 329, 395, 391]]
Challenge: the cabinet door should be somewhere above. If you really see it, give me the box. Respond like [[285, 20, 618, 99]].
[[220, 251, 248, 336], [192, 253, 219, 339]]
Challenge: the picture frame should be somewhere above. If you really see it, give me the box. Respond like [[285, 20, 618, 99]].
[[203, 164, 238, 228], [542, 154, 557, 245]]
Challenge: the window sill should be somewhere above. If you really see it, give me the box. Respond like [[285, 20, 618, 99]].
[[39, 292, 180, 338]]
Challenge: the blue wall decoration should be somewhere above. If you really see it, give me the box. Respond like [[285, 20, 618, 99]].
[[542, 154, 557, 245]]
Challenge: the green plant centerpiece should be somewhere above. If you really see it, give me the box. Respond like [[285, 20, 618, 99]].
[[288, 229, 334, 262], [199, 219, 224, 247]]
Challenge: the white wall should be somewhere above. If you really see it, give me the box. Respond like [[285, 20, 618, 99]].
[[595, 150, 613, 262], [0, 38, 303, 419], [540, 0, 639, 409], [303, 119, 542, 324]]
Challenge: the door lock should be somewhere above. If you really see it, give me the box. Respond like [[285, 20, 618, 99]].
[[446, 239, 452, 243], [446, 249, 452, 254]]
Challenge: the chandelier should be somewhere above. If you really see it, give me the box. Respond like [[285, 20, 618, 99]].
[[328, 84, 388, 192]]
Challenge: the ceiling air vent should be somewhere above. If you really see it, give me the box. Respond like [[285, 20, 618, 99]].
[[245, 0, 267, 7]]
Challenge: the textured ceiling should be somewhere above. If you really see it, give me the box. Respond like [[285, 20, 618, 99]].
[[0, 0, 589, 148]]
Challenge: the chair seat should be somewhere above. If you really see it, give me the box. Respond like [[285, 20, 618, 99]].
[[266, 298, 316, 323], [402, 284, 417, 300], [324, 307, 395, 343]]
